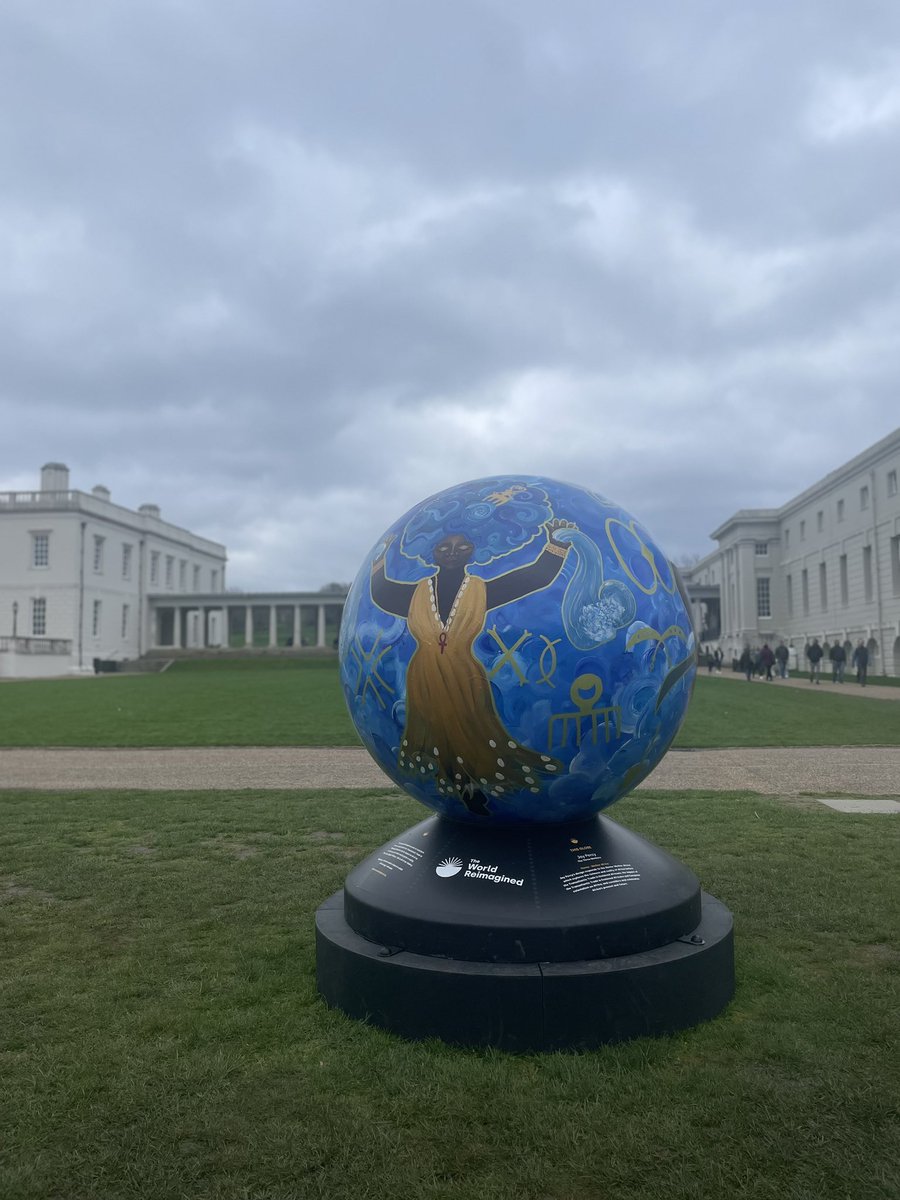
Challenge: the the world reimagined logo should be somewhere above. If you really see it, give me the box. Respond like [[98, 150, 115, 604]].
[[435, 857, 463, 877], [435, 856, 524, 887]]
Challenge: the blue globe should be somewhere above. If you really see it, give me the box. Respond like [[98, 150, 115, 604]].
[[339, 476, 696, 825]]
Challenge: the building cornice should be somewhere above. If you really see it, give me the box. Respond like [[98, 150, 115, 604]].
[[147, 590, 349, 605], [709, 509, 781, 541], [707, 426, 900, 544], [779, 426, 900, 518], [0, 489, 226, 559]]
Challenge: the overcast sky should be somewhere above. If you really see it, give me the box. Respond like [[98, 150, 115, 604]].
[[2, 1, 899, 590]]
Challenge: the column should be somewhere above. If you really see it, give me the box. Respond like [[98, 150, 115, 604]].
[[221, 607, 228, 648], [269, 606, 277, 647], [174, 607, 183, 649], [293, 606, 301, 648], [244, 606, 253, 648], [317, 604, 326, 647]]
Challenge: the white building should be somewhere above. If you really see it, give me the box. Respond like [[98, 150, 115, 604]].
[[684, 428, 900, 677], [0, 463, 228, 677]]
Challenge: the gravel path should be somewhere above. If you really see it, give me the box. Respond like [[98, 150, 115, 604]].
[[2, 744, 899, 795]]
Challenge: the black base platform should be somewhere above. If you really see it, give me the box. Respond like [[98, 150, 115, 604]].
[[316, 814, 734, 1051]]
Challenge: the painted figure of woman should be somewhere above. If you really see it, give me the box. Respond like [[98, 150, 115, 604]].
[[371, 519, 574, 815]]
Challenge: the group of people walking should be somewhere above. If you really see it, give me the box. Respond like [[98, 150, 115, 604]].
[[737, 642, 785, 682], [731, 639, 871, 686], [804, 638, 869, 686]]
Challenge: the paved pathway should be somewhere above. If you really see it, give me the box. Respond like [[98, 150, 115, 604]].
[[2, 745, 899, 795], [701, 671, 900, 701]]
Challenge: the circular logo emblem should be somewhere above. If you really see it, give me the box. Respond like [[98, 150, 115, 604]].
[[435, 857, 463, 878]]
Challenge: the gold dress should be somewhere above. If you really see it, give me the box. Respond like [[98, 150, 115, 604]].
[[398, 573, 558, 810]]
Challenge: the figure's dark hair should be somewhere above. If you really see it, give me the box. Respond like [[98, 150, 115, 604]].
[[401, 477, 553, 566]]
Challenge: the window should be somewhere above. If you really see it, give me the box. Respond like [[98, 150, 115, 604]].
[[819, 562, 827, 611], [179, 559, 187, 590], [92, 600, 102, 637], [840, 554, 848, 607], [817, 510, 823, 532], [786, 574, 793, 617], [193, 564, 201, 591], [121, 604, 129, 638], [122, 543, 132, 580], [888, 469, 898, 497], [756, 577, 771, 618], [32, 597, 47, 637], [860, 485, 869, 510], [891, 535, 900, 596], [801, 568, 809, 615], [837, 498, 845, 522], [211, 569, 219, 591], [93, 535, 105, 573], [754, 542, 768, 556], [800, 520, 806, 541], [165, 555, 174, 588], [863, 545, 873, 602], [150, 551, 160, 585], [32, 532, 50, 568]]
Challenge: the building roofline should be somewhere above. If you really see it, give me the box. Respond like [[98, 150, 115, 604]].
[[148, 590, 348, 604], [680, 546, 722, 577], [0, 488, 226, 558], [709, 509, 781, 541], [779, 425, 900, 517], [707, 426, 900, 543]]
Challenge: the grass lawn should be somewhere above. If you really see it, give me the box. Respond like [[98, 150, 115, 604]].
[[677, 675, 900, 748], [2, 661, 899, 748], [0, 658, 356, 748], [1, 787, 897, 1200]]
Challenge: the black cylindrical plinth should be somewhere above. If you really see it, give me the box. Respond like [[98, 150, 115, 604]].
[[316, 813, 734, 1051], [343, 813, 701, 960]]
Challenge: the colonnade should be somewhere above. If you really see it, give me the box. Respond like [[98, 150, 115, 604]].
[[149, 599, 344, 651]]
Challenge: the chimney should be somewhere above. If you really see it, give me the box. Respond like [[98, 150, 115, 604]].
[[92, 485, 111, 501], [41, 463, 70, 492], [138, 503, 161, 518]]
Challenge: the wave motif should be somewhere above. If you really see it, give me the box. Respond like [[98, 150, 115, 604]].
[[555, 528, 637, 651]]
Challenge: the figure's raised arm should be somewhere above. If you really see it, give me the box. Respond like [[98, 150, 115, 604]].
[[370, 537, 416, 618], [484, 520, 575, 610]]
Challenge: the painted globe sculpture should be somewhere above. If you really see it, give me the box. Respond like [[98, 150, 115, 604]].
[[339, 476, 697, 826]]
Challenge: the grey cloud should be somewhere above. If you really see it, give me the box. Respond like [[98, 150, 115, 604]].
[[2, 0, 899, 588]]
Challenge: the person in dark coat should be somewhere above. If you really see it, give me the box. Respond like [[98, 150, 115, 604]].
[[759, 643, 775, 681], [852, 640, 869, 686], [774, 640, 789, 679], [806, 638, 823, 684], [739, 645, 753, 681], [829, 641, 847, 683]]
